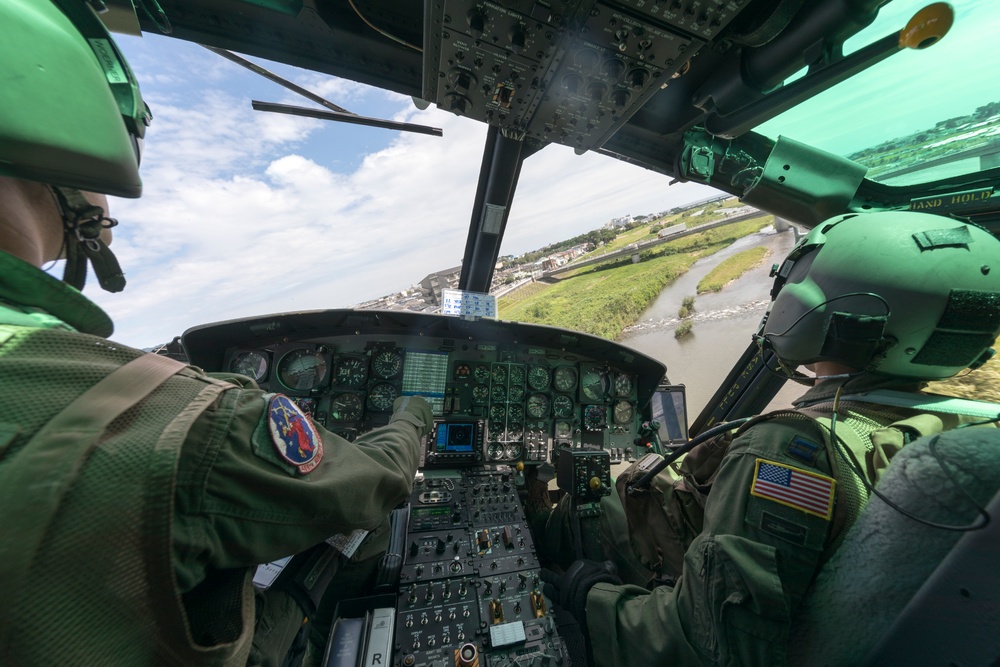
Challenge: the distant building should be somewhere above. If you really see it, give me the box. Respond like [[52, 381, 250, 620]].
[[419, 265, 462, 307]]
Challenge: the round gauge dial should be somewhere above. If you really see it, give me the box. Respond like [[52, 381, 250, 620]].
[[507, 404, 524, 423], [526, 393, 550, 418], [552, 394, 574, 418], [555, 420, 572, 438], [614, 373, 634, 397], [335, 356, 368, 388], [581, 368, 610, 402], [506, 423, 522, 441], [454, 362, 471, 379], [489, 404, 506, 423], [329, 392, 363, 422], [504, 444, 522, 460], [277, 349, 328, 391], [509, 365, 525, 386], [230, 351, 268, 382], [371, 349, 402, 379], [367, 382, 399, 411], [489, 424, 505, 441], [508, 385, 525, 404], [473, 365, 490, 384], [584, 405, 607, 431], [491, 365, 507, 385], [491, 385, 507, 404], [527, 365, 551, 391], [553, 367, 577, 392], [613, 400, 634, 425], [487, 443, 505, 460], [472, 385, 489, 403]]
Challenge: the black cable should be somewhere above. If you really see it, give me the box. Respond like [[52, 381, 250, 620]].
[[626, 417, 753, 493], [829, 386, 990, 532]]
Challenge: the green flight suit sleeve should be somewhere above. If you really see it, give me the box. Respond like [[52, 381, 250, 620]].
[[586, 418, 835, 667], [172, 385, 429, 593]]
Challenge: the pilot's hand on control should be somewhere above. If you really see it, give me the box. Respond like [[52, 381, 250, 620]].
[[540, 560, 621, 632], [390, 396, 433, 438]]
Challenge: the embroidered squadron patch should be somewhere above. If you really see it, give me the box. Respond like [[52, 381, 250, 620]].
[[268, 395, 323, 474], [750, 458, 835, 520]]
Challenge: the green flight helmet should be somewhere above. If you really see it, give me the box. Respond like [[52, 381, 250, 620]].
[[0, 0, 149, 198], [759, 212, 1000, 380]]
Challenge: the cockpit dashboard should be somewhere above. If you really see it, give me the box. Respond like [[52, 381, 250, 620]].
[[183, 309, 668, 467]]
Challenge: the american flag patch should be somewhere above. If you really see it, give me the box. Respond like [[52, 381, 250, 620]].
[[750, 459, 836, 520]]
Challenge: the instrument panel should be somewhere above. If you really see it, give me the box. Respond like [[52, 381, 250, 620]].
[[184, 309, 667, 465]]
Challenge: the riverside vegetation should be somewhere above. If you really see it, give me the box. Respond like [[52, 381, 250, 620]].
[[499, 216, 772, 340]]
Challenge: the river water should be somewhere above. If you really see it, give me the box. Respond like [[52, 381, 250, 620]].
[[621, 225, 804, 418]]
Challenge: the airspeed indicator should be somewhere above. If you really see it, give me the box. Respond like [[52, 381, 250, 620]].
[[528, 365, 551, 390], [371, 349, 402, 379]]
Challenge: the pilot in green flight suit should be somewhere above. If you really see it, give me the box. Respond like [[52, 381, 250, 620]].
[[0, 2, 430, 665], [541, 212, 1000, 666]]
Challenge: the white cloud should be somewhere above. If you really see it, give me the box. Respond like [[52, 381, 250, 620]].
[[87, 42, 714, 349]]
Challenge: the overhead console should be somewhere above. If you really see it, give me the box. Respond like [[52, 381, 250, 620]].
[[183, 309, 667, 466], [422, 0, 743, 151]]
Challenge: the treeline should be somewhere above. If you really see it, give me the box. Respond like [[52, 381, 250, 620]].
[[505, 218, 652, 267]]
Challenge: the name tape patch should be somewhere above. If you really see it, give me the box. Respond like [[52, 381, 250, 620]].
[[750, 458, 835, 520]]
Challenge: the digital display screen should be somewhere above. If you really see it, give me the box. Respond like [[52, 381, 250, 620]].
[[412, 507, 450, 518], [435, 422, 476, 453], [402, 351, 449, 414], [651, 385, 688, 444]]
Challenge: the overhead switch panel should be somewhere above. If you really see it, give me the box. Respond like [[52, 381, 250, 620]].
[[422, 0, 741, 151]]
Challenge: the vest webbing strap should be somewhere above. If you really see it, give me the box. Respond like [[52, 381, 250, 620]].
[[0, 353, 188, 625]]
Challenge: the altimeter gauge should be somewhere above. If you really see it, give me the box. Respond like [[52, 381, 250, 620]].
[[230, 351, 268, 382], [613, 400, 634, 425], [277, 349, 328, 391], [371, 349, 403, 379], [367, 382, 399, 411], [329, 392, 364, 422]]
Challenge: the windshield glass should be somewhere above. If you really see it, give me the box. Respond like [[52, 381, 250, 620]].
[[757, 0, 1000, 186]]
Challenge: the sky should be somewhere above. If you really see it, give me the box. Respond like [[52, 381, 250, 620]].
[[79, 32, 712, 349], [74, 0, 998, 349]]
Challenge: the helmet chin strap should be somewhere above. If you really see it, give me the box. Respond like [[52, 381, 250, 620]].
[[50, 186, 126, 293]]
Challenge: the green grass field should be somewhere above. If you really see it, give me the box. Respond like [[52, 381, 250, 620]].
[[697, 246, 771, 294], [499, 216, 773, 340]]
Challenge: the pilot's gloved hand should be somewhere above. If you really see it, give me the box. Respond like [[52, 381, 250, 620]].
[[540, 560, 621, 633], [389, 396, 433, 438]]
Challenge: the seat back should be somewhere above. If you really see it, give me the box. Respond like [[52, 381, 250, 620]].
[[787, 427, 1000, 666]]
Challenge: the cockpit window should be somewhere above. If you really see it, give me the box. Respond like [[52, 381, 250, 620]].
[[757, 0, 1000, 187]]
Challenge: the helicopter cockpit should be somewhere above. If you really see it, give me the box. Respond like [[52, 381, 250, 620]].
[[81, 0, 1000, 665]]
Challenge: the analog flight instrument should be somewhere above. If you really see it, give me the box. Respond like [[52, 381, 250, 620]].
[[508, 384, 525, 404], [371, 349, 402, 379], [230, 351, 268, 382], [552, 394, 574, 418], [614, 372, 634, 397], [553, 367, 577, 392], [509, 365, 525, 386], [367, 382, 399, 411], [526, 393, 550, 418], [472, 385, 489, 403], [335, 356, 368, 388], [491, 364, 507, 385], [584, 405, 607, 431], [277, 349, 327, 391], [473, 365, 490, 384], [527, 365, 551, 390], [329, 392, 364, 422], [614, 400, 634, 425], [581, 368, 610, 402]]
